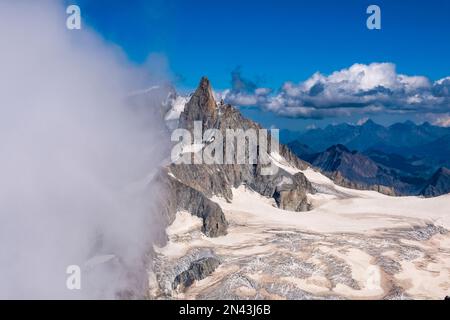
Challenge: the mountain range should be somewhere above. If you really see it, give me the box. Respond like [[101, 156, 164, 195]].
[[147, 77, 450, 300], [285, 119, 450, 197], [145, 77, 320, 293], [283, 120, 450, 167]]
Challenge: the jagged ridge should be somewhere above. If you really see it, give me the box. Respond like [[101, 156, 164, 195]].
[[161, 77, 314, 238]]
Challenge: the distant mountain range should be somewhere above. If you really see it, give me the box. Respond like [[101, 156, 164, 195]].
[[290, 144, 413, 195], [286, 120, 450, 197], [284, 120, 450, 157]]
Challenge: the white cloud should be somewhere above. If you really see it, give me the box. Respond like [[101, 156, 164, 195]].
[[0, 0, 169, 298], [222, 63, 450, 119]]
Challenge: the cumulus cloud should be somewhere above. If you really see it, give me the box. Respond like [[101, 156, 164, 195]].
[[0, 1, 169, 298], [221, 63, 450, 119], [217, 67, 271, 107]]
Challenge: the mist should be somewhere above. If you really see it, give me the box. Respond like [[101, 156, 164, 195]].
[[0, 1, 170, 298]]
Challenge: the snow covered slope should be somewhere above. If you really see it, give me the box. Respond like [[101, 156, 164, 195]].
[[150, 152, 450, 300]]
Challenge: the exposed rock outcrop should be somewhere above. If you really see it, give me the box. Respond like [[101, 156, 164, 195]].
[[274, 173, 313, 211], [172, 257, 221, 291], [150, 169, 228, 239], [179, 77, 218, 132], [420, 167, 450, 197]]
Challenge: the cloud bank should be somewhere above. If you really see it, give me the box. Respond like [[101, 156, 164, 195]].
[[220, 63, 450, 119], [0, 1, 169, 298]]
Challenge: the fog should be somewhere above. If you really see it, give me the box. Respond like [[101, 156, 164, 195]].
[[0, 1, 170, 298]]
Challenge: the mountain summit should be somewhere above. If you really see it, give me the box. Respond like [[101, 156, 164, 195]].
[[179, 77, 218, 131]]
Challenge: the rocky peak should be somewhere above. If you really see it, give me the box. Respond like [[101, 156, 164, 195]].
[[196, 77, 217, 110], [155, 77, 314, 241], [179, 76, 218, 131]]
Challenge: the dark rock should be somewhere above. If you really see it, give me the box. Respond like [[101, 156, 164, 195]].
[[274, 173, 313, 211], [172, 257, 221, 290], [420, 167, 450, 197], [154, 170, 228, 238], [179, 77, 218, 132]]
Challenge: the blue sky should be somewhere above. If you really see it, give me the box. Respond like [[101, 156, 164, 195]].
[[69, 0, 450, 129]]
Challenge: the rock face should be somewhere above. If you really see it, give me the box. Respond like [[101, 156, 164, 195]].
[[156, 170, 228, 237], [420, 167, 450, 197], [172, 257, 221, 291], [156, 77, 314, 238], [179, 77, 218, 131], [297, 144, 410, 196], [274, 173, 312, 211]]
